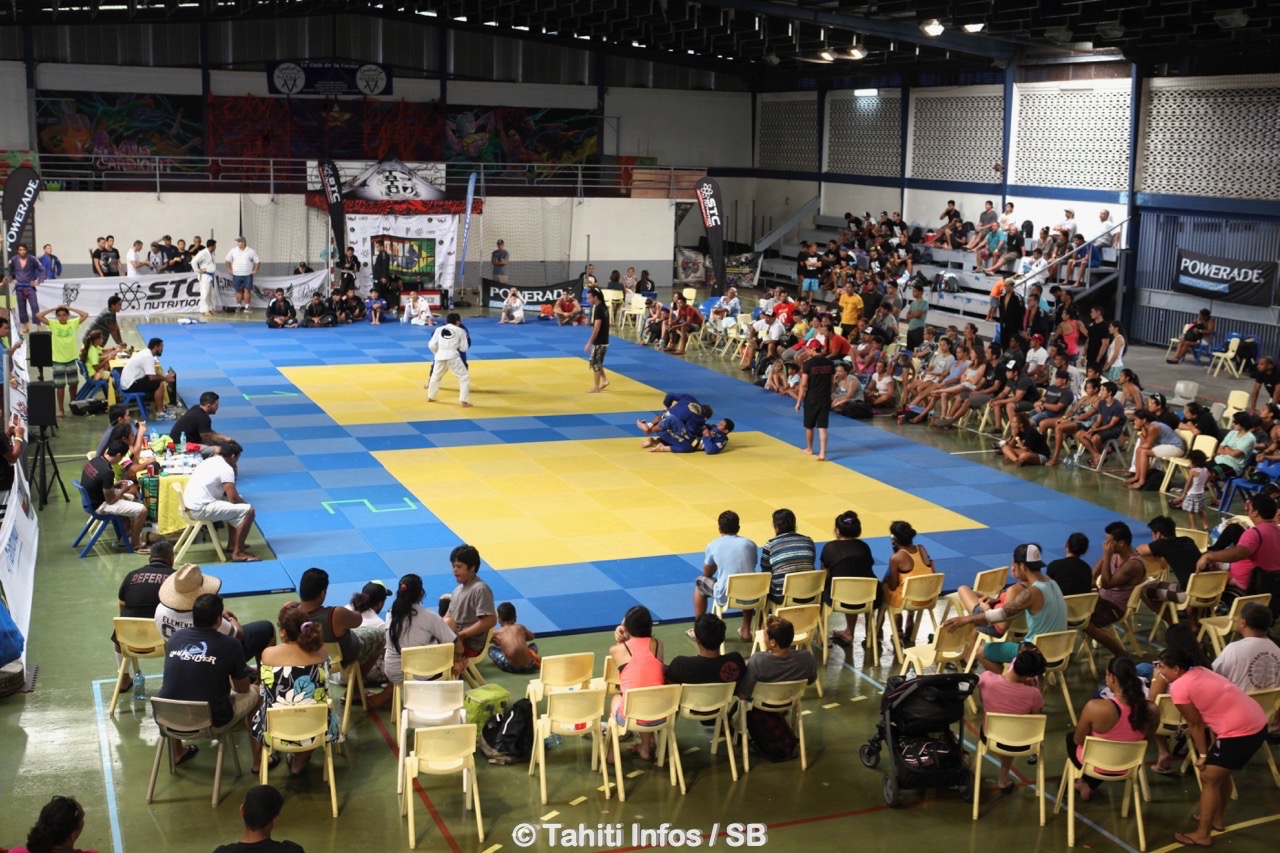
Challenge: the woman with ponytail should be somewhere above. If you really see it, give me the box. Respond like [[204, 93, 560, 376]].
[[249, 603, 342, 776], [374, 574, 462, 709], [1067, 657, 1157, 801], [11, 796, 91, 853]]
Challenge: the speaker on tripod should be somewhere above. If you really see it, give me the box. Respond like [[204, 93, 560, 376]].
[[27, 382, 57, 428], [27, 332, 53, 370]]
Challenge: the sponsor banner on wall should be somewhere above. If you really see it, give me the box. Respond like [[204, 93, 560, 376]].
[[346, 214, 458, 293], [2, 166, 40, 254], [268, 60, 393, 96], [480, 278, 574, 309], [49, 271, 329, 317], [0, 460, 38, 666], [1172, 249, 1278, 307], [675, 248, 762, 291]]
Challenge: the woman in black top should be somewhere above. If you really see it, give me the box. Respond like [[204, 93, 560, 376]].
[[1182, 402, 1221, 441], [820, 510, 879, 645], [1001, 411, 1052, 466]]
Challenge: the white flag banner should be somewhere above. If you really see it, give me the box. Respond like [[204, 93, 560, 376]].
[[44, 271, 331, 317], [0, 462, 38, 666], [345, 213, 459, 294]]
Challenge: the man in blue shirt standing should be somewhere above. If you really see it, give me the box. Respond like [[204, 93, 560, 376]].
[[38, 243, 62, 281]]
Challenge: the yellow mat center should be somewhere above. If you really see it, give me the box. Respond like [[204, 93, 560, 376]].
[[280, 357, 663, 425], [374, 432, 985, 569]]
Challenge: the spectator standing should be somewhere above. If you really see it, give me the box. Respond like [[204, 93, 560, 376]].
[[35, 304, 89, 418], [6, 243, 45, 334], [124, 240, 148, 279], [903, 283, 929, 350], [225, 236, 261, 313], [38, 244, 62, 281], [490, 239, 509, 283], [192, 238, 218, 317]]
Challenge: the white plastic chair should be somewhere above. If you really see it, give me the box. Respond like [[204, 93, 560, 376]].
[[147, 697, 244, 807], [403, 724, 483, 847], [391, 644, 457, 744], [396, 680, 466, 795]]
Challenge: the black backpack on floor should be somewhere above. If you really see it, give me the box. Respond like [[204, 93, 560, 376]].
[[480, 697, 533, 764]]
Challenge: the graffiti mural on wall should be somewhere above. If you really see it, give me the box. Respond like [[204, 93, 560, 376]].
[[207, 96, 443, 162], [444, 106, 599, 181], [35, 91, 204, 172]]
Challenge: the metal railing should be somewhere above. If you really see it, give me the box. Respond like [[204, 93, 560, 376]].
[[31, 154, 703, 199]]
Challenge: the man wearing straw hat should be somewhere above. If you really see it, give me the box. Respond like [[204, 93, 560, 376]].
[[154, 563, 275, 664]]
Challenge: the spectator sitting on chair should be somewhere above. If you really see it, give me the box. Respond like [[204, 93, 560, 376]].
[[665, 613, 746, 693], [977, 647, 1047, 791], [120, 337, 178, 421], [1047, 532, 1093, 596], [1082, 522, 1147, 659], [1168, 309, 1215, 365], [157, 592, 263, 771], [153, 563, 277, 663], [737, 615, 817, 700], [1213, 601, 1280, 693], [170, 391, 232, 457], [692, 510, 758, 641], [81, 439, 149, 553], [441, 544, 497, 671], [113, 539, 176, 694], [1138, 515, 1204, 628], [183, 440, 258, 562], [213, 784, 304, 853], [80, 326, 121, 384], [964, 200, 1000, 251], [1065, 233, 1103, 287], [96, 403, 147, 459], [1196, 494, 1280, 597], [1075, 381, 1125, 467]]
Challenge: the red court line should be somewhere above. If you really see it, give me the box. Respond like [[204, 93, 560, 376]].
[[369, 705, 462, 853]]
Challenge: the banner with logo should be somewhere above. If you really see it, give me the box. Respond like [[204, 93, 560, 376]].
[[345, 214, 459, 293], [48, 271, 329, 317], [268, 60, 393, 96], [3, 166, 40, 254], [1173, 249, 1278, 307], [317, 159, 346, 259], [0, 461, 38, 667], [675, 248, 762, 291], [480, 278, 575, 309], [303, 159, 472, 216], [695, 177, 727, 297]]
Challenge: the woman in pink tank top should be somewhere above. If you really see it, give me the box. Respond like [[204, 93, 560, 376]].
[[608, 605, 666, 762], [1067, 657, 1156, 801]]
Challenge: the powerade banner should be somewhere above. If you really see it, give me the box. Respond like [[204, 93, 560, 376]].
[[317, 159, 346, 259], [1173, 249, 1277, 307], [3, 166, 40, 254], [268, 60, 392, 96], [695, 177, 727, 297], [480, 278, 575, 309]]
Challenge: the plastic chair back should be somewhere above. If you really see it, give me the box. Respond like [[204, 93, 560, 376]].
[[748, 679, 806, 713], [1032, 630, 1076, 668], [932, 619, 976, 656], [1184, 571, 1230, 610], [114, 617, 165, 656], [620, 684, 682, 722], [1191, 433, 1220, 458], [74, 479, 97, 514], [723, 572, 770, 610], [1176, 528, 1210, 550], [900, 572, 944, 612], [779, 569, 827, 607], [547, 688, 606, 733], [540, 653, 596, 692], [983, 712, 1047, 752], [264, 704, 329, 749], [1063, 593, 1098, 628], [151, 697, 216, 739], [773, 604, 821, 646], [1079, 736, 1147, 778], [828, 576, 877, 612], [972, 566, 1010, 598], [402, 644, 456, 681], [1155, 694, 1183, 735], [411, 723, 478, 774], [678, 682, 736, 718], [1249, 687, 1280, 717], [404, 681, 465, 722]]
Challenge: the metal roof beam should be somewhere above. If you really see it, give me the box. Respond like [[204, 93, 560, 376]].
[[693, 0, 1021, 60]]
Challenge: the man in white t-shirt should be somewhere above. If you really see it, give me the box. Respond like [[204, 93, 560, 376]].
[[1212, 602, 1280, 693], [1053, 209, 1078, 241], [224, 235, 261, 313], [184, 440, 258, 562], [121, 337, 178, 421], [153, 563, 275, 660], [124, 240, 149, 279]]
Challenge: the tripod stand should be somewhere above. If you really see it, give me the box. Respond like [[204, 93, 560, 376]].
[[28, 424, 67, 510]]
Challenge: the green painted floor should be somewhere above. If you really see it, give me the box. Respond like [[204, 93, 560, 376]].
[[2, 311, 1277, 853]]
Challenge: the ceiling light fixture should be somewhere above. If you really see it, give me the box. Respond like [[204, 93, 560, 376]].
[[848, 43, 868, 60], [763, 53, 780, 66], [920, 19, 945, 37], [1213, 9, 1249, 29], [819, 49, 836, 62], [963, 23, 985, 33], [854, 88, 879, 97], [1044, 26, 1074, 44]]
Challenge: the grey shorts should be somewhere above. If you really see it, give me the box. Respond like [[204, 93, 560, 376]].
[[1147, 581, 1186, 604], [51, 361, 78, 388], [695, 576, 715, 598], [589, 344, 608, 372]]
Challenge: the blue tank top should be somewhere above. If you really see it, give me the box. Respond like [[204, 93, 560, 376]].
[[1026, 580, 1068, 639]]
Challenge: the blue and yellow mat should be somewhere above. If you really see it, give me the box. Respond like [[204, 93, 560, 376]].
[[147, 318, 1140, 635]]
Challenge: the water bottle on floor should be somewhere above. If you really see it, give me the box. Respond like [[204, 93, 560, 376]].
[[133, 670, 145, 701], [544, 733, 562, 749]]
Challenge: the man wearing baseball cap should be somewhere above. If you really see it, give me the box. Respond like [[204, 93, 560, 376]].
[[224, 235, 261, 313], [153, 563, 276, 663], [942, 543, 1067, 672]]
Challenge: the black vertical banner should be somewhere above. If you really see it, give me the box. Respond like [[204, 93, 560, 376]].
[[695, 177, 727, 297], [317, 159, 346, 259], [3, 166, 41, 254]]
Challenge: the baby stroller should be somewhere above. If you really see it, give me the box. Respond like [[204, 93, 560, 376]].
[[859, 672, 978, 807]]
